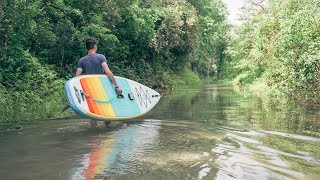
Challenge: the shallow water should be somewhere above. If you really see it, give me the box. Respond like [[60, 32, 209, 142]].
[[0, 85, 319, 180]]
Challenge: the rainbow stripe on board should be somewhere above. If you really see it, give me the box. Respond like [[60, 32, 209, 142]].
[[80, 77, 116, 117]]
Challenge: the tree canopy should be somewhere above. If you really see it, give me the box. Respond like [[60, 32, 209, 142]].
[[0, 0, 228, 93]]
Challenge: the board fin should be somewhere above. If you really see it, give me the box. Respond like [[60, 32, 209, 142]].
[[59, 104, 70, 115]]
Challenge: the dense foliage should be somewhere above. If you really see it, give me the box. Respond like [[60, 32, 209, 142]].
[[0, 0, 228, 89], [0, 0, 228, 128], [228, 0, 320, 104]]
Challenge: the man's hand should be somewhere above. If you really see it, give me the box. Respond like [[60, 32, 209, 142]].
[[115, 86, 124, 98], [115, 86, 122, 95]]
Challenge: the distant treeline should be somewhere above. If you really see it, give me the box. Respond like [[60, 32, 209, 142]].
[[228, 0, 320, 104]]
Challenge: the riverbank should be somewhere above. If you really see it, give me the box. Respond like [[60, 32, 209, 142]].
[[0, 69, 203, 131], [233, 75, 320, 107], [0, 87, 69, 131]]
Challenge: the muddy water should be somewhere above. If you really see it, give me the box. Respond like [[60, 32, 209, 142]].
[[0, 85, 319, 180]]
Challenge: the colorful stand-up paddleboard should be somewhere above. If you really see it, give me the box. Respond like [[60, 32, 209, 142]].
[[65, 75, 161, 121]]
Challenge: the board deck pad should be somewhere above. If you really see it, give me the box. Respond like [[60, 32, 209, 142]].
[[65, 75, 161, 121]]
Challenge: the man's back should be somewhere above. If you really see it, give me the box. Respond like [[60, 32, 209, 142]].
[[78, 53, 107, 74]]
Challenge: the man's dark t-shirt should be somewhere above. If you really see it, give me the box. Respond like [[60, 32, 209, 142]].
[[78, 53, 107, 74]]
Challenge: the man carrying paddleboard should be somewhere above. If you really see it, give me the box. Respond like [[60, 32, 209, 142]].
[[75, 37, 122, 127]]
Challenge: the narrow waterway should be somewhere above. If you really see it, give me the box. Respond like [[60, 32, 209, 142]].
[[0, 85, 319, 180]]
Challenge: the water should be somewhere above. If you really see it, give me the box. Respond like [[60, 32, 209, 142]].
[[0, 85, 319, 180]]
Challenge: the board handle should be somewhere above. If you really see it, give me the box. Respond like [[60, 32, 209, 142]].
[[117, 94, 124, 98]]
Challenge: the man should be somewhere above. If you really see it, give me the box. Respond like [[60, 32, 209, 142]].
[[76, 37, 122, 127]]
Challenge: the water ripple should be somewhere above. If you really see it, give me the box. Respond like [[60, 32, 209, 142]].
[[260, 130, 320, 142], [210, 131, 314, 180]]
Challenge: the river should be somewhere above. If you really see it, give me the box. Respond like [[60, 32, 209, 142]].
[[0, 85, 319, 180]]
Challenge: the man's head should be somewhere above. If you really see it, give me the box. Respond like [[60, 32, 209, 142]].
[[85, 37, 98, 50]]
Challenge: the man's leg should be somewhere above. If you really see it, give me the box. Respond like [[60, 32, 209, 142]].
[[90, 120, 97, 127], [104, 121, 111, 127]]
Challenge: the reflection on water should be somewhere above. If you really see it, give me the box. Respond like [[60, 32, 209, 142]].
[[0, 84, 319, 179], [70, 120, 161, 179]]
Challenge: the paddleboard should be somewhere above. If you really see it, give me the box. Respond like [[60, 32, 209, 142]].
[[64, 75, 161, 121]]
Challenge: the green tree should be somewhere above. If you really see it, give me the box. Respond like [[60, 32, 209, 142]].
[[228, 0, 320, 104]]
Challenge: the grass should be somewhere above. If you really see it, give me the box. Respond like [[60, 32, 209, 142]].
[[165, 68, 202, 90], [0, 87, 71, 131]]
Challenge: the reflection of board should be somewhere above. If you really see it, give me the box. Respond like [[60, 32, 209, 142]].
[[65, 75, 161, 121], [69, 120, 161, 179]]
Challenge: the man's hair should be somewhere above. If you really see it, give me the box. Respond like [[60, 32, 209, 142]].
[[85, 37, 98, 50]]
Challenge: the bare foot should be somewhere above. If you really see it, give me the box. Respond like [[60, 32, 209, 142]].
[[120, 123, 128, 128]]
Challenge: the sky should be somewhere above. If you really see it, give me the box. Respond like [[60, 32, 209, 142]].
[[224, 0, 244, 25]]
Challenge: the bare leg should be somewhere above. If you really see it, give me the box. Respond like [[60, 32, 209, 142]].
[[90, 120, 97, 127], [104, 121, 111, 127]]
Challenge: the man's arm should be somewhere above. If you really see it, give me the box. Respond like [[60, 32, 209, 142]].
[[75, 68, 83, 76], [102, 62, 122, 93]]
